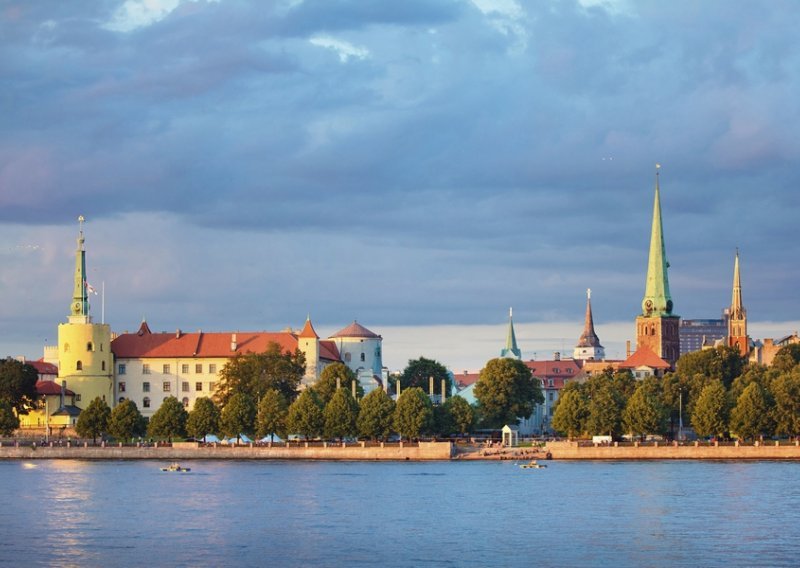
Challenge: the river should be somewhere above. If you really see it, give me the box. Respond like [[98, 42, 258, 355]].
[[1, 459, 798, 567]]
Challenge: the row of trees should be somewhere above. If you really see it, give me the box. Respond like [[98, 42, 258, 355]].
[[552, 344, 800, 441], [0, 358, 39, 435]]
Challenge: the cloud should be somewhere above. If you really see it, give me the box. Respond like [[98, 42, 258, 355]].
[[309, 34, 369, 62]]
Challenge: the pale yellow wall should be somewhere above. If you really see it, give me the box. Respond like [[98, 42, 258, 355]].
[[58, 322, 113, 408]]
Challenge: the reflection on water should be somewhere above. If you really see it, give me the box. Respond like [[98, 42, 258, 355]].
[[2, 460, 800, 567]]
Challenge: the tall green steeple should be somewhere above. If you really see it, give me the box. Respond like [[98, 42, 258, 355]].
[[500, 307, 522, 359], [70, 215, 89, 320], [641, 166, 675, 318]]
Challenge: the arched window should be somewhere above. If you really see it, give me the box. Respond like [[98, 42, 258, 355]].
[[143, 397, 151, 408], [182, 397, 189, 408], [87, 342, 94, 351], [64, 343, 70, 352], [76, 361, 83, 371], [360, 353, 366, 362]]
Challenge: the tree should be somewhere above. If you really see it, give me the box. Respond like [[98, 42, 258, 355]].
[[399, 357, 452, 397], [585, 378, 625, 438], [214, 342, 305, 408], [623, 379, 668, 440], [256, 389, 289, 441], [474, 358, 543, 429], [770, 370, 800, 438], [313, 363, 361, 406], [186, 397, 220, 441], [444, 395, 475, 436], [0, 400, 19, 436], [286, 390, 324, 440], [147, 396, 188, 442], [356, 388, 395, 441], [107, 399, 146, 442], [393, 387, 433, 440], [0, 358, 38, 413], [220, 393, 256, 441], [772, 344, 800, 373], [730, 382, 774, 441], [552, 388, 588, 439], [323, 388, 359, 441], [75, 396, 111, 444], [675, 346, 745, 388], [691, 381, 729, 439]]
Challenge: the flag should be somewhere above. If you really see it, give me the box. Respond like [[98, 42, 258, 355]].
[[84, 280, 98, 295]]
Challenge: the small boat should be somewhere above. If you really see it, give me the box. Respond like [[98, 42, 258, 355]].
[[520, 460, 547, 469], [161, 462, 191, 472]]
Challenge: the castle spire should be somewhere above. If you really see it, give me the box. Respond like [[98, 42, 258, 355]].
[[70, 215, 89, 320], [500, 307, 521, 359], [728, 249, 748, 356], [574, 289, 605, 361], [641, 164, 674, 317], [731, 248, 743, 316]]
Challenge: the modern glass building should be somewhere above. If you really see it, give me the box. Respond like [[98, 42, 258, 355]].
[[679, 311, 728, 354]]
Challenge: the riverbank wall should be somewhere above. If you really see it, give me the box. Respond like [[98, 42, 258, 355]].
[[545, 440, 800, 460], [0, 441, 454, 461]]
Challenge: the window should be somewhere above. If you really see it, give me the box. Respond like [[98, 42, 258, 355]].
[[182, 397, 189, 408], [118, 397, 125, 404], [376, 348, 381, 357], [548, 379, 554, 387], [75, 394, 81, 402], [163, 381, 171, 392], [345, 353, 351, 362], [360, 353, 366, 362], [209, 382, 216, 392], [181, 364, 189, 374], [100, 344, 103, 352], [209, 364, 217, 374], [101, 361, 106, 371], [182, 381, 189, 392], [163, 364, 171, 374], [119, 382, 126, 393], [142, 364, 151, 375], [548, 392, 554, 401], [87, 342, 94, 351], [163, 397, 170, 403], [64, 343, 70, 352], [567, 368, 573, 374], [195, 382, 203, 392], [118, 364, 127, 375], [143, 397, 150, 408], [76, 361, 83, 371], [194, 364, 201, 374], [142, 382, 150, 393]]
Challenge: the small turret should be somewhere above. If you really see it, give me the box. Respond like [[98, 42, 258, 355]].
[[500, 307, 522, 359]]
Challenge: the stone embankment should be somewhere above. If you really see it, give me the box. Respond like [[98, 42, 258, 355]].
[[545, 440, 800, 460], [0, 440, 454, 461]]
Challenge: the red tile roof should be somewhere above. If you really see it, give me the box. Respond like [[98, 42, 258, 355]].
[[620, 348, 671, 369], [29, 360, 58, 375], [330, 321, 381, 339], [453, 371, 480, 388], [36, 381, 74, 396], [112, 322, 341, 362], [298, 318, 319, 339]]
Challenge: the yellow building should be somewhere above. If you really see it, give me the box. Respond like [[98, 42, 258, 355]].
[[56, 216, 114, 408]]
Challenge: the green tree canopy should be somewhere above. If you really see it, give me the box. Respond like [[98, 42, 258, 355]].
[[552, 387, 588, 439], [313, 363, 361, 406], [772, 344, 800, 373], [730, 382, 774, 441], [770, 369, 800, 437], [147, 396, 188, 442], [399, 357, 452, 397], [444, 395, 475, 436], [220, 393, 256, 440], [0, 358, 39, 413], [286, 390, 324, 440], [474, 358, 543, 429], [107, 399, 146, 442], [393, 387, 433, 440], [356, 388, 395, 441], [256, 389, 289, 441], [675, 346, 745, 388], [585, 377, 625, 438], [691, 380, 729, 439], [0, 400, 20, 436], [214, 342, 305, 408], [323, 388, 359, 441], [186, 397, 220, 441], [623, 379, 668, 440], [76, 396, 111, 444]]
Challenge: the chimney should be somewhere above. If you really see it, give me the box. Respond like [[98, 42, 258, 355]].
[[176, 329, 182, 339], [231, 333, 237, 352], [626, 340, 631, 358], [60, 380, 66, 409], [554, 352, 560, 361]]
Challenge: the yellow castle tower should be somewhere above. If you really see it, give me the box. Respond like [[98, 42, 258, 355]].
[[57, 216, 114, 408]]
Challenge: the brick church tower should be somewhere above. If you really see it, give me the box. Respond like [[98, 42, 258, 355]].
[[727, 250, 749, 357]]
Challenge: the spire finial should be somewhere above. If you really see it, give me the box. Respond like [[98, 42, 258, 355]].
[[509, 306, 513, 318], [587, 288, 591, 300]]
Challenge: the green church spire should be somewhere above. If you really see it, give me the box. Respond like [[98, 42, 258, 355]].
[[500, 307, 522, 359], [70, 215, 89, 319], [641, 165, 674, 317]]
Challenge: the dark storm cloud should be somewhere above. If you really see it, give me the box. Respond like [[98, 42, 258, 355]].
[[1, 0, 799, 351]]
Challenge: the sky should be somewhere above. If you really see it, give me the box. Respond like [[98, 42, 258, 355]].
[[1, 0, 799, 371]]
